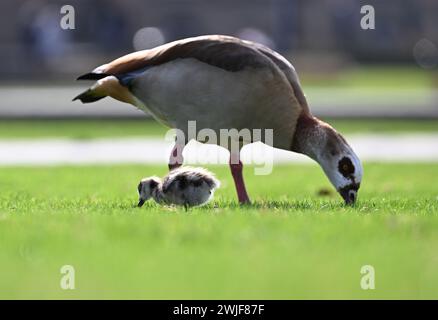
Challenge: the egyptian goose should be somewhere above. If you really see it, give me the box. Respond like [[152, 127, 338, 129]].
[[74, 35, 362, 205], [137, 166, 220, 207]]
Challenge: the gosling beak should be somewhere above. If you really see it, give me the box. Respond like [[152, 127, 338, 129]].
[[137, 199, 146, 207], [339, 188, 357, 205]]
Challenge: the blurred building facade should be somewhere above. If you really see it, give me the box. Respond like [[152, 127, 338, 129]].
[[1, 0, 438, 80]]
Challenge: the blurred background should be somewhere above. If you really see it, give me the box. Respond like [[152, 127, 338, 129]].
[[0, 0, 437, 148]]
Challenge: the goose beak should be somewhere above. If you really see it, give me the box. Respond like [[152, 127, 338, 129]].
[[137, 199, 146, 207], [339, 188, 357, 205]]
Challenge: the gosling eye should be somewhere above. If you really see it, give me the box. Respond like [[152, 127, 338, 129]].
[[338, 157, 355, 178]]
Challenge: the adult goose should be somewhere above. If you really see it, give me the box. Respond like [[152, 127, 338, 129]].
[[74, 35, 362, 205]]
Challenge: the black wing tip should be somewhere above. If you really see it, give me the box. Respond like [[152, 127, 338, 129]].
[[76, 73, 108, 81], [72, 89, 105, 103]]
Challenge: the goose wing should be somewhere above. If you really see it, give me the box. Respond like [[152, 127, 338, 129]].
[[75, 35, 309, 117], [81, 35, 275, 82], [246, 41, 310, 113]]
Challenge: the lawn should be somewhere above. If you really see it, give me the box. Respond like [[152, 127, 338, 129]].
[[0, 163, 437, 299], [300, 66, 437, 89], [0, 119, 437, 139]]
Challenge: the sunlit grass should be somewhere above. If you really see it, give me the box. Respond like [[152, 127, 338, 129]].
[[301, 66, 436, 89], [0, 163, 437, 299]]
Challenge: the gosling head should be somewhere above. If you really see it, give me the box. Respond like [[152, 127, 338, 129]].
[[137, 176, 161, 207]]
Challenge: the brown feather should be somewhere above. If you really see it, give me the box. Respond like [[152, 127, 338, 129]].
[[100, 35, 272, 76]]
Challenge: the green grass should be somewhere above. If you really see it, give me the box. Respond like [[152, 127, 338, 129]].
[[0, 119, 436, 139], [323, 119, 438, 134], [301, 66, 437, 89], [301, 66, 437, 107], [1, 163, 438, 299], [0, 119, 168, 139]]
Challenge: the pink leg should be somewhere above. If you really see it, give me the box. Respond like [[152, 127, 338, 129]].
[[169, 143, 185, 171], [229, 156, 251, 204]]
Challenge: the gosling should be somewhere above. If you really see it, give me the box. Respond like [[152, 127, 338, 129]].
[[137, 167, 220, 208]]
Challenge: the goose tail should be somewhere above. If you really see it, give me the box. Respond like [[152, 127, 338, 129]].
[[72, 88, 106, 103], [73, 75, 136, 105]]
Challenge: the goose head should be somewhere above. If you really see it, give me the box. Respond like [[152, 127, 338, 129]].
[[319, 140, 363, 205], [317, 124, 363, 205], [292, 115, 363, 205], [137, 176, 161, 207]]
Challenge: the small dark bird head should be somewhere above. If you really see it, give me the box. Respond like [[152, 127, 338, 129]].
[[137, 177, 161, 207]]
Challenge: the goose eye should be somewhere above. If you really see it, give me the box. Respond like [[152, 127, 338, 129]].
[[137, 182, 142, 193], [338, 157, 355, 177]]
